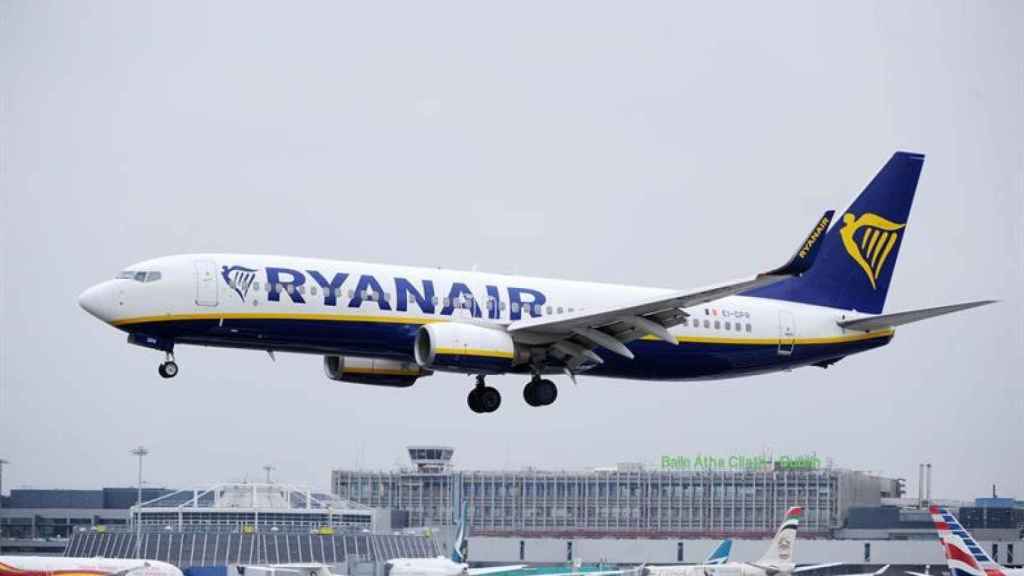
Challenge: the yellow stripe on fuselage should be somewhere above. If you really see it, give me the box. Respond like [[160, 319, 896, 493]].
[[639, 328, 894, 346]]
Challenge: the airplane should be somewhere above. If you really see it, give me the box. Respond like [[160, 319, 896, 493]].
[[0, 557, 183, 576], [904, 506, 1023, 576], [386, 502, 525, 576], [78, 151, 995, 412]]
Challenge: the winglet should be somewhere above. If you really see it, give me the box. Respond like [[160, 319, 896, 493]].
[[763, 210, 835, 277]]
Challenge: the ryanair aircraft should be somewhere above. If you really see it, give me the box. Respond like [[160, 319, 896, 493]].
[[79, 152, 993, 413]]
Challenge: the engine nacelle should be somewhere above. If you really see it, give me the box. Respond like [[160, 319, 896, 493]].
[[414, 322, 521, 374], [323, 355, 427, 388]]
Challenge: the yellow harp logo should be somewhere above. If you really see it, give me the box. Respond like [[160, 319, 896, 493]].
[[839, 212, 905, 289]]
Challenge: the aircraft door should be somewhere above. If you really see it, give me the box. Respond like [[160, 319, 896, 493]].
[[777, 310, 795, 355], [194, 260, 219, 306]]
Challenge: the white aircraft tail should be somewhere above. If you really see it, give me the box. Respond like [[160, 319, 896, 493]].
[[756, 507, 802, 568]]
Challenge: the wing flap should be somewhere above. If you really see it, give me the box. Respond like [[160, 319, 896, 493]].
[[838, 301, 996, 332]]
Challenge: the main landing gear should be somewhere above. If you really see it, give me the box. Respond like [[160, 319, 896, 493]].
[[158, 352, 179, 379], [523, 376, 557, 407], [467, 375, 501, 414]]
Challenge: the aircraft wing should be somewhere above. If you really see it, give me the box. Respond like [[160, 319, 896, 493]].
[[507, 211, 834, 368], [826, 566, 890, 576], [837, 301, 995, 332], [792, 563, 844, 573], [794, 565, 888, 576], [467, 566, 527, 576]]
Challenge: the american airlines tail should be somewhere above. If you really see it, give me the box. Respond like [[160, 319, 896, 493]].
[[756, 506, 802, 569], [745, 152, 923, 314], [928, 506, 1023, 576]]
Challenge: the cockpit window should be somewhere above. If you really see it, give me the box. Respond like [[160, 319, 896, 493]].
[[115, 270, 163, 283]]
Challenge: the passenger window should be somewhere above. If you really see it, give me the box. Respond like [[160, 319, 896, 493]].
[[311, 286, 317, 296], [432, 296, 439, 306], [253, 281, 260, 291], [501, 302, 507, 311], [745, 323, 752, 332], [511, 303, 520, 313], [681, 318, 688, 326], [382, 293, 391, 303], [546, 306, 553, 315], [298, 285, 306, 295], [443, 298, 451, 307], [134, 271, 147, 282], [145, 271, 162, 282], [335, 288, 342, 298], [286, 285, 295, 295], [703, 320, 710, 329], [275, 284, 283, 294], [725, 321, 731, 330], [568, 307, 574, 313], [557, 306, 564, 314], [714, 320, 720, 329]]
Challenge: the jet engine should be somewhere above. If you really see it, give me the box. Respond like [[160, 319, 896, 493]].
[[323, 355, 427, 388], [414, 322, 523, 373]]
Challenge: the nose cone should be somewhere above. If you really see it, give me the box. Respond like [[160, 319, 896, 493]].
[[78, 282, 115, 322]]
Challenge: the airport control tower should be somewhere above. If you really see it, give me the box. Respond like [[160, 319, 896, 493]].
[[407, 445, 455, 473]]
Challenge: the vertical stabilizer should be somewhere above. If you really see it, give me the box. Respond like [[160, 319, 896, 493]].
[[757, 507, 802, 568], [452, 501, 469, 563], [929, 506, 1007, 576], [744, 152, 924, 314], [704, 539, 733, 565]]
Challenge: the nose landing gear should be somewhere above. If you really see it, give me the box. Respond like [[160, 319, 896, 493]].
[[158, 353, 179, 379], [523, 376, 557, 407], [467, 375, 501, 413]]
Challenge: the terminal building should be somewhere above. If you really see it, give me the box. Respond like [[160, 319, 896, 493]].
[[332, 447, 905, 538]]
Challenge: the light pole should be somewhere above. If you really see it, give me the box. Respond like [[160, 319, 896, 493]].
[[130, 447, 149, 557], [262, 465, 275, 484]]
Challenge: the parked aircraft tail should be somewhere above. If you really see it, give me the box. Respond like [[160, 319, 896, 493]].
[[745, 152, 924, 314], [929, 506, 1008, 576], [704, 539, 733, 565], [452, 501, 469, 563], [756, 507, 802, 568]]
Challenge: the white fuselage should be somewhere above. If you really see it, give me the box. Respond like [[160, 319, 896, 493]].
[[0, 556, 183, 576], [78, 253, 893, 381]]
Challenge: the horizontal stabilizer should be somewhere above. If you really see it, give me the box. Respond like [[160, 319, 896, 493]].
[[838, 300, 996, 332]]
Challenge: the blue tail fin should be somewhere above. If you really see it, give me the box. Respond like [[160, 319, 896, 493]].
[[704, 539, 733, 565], [744, 151, 924, 314]]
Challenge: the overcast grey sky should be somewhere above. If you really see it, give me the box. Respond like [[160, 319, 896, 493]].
[[1, 1, 1021, 501]]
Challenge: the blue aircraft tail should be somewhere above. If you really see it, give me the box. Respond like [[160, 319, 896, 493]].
[[704, 539, 733, 565], [744, 151, 924, 314]]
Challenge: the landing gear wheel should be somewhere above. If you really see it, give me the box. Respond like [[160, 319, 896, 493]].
[[158, 361, 178, 379], [524, 378, 557, 407], [478, 386, 501, 412], [468, 376, 501, 413]]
